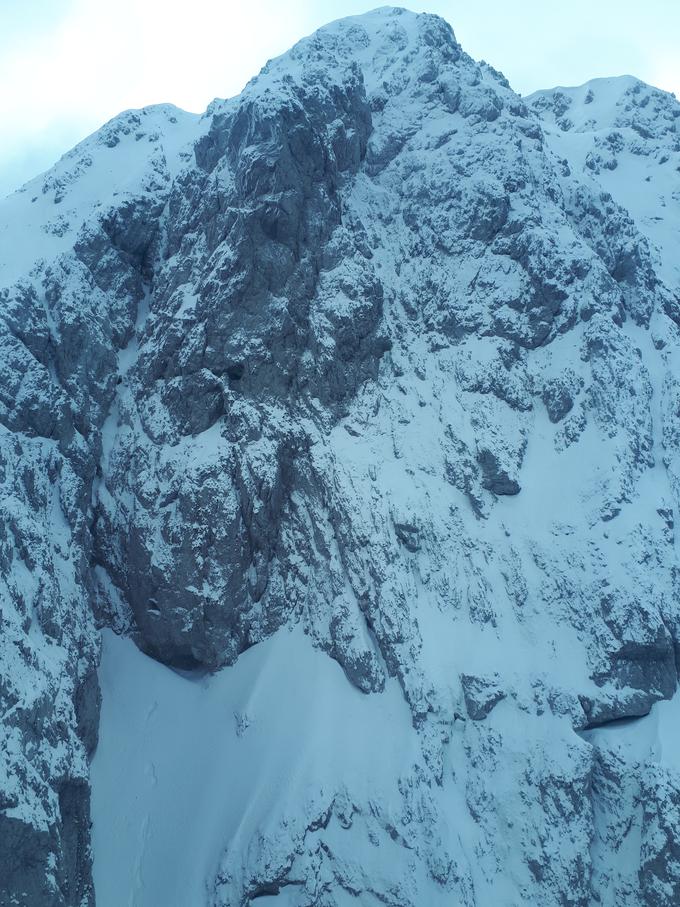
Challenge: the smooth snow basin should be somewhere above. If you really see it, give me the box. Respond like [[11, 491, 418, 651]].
[[90, 627, 414, 907]]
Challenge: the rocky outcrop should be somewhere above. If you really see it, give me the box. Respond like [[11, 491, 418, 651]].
[[461, 673, 506, 720]]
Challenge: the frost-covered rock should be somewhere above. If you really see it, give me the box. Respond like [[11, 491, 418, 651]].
[[2, 7, 680, 906], [461, 673, 506, 720]]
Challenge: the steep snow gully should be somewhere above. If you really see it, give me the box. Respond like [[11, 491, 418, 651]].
[[2, 7, 680, 906]]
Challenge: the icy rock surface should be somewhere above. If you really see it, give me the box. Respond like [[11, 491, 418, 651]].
[[2, 7, 680, 906]]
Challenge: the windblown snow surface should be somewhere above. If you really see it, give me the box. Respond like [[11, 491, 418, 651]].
[[92, 628, 416, 906], [2, 7, 680, 907], [94, 623, 680, 907]]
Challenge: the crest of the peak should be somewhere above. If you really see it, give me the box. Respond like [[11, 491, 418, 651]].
[[245, 6, 463, 95]]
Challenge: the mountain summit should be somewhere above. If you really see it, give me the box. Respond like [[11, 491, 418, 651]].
[[1, 7, 680, 906]]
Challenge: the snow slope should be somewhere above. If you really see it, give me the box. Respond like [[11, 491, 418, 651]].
[[92, 628, 417, 907], [0, 104, 200, 286]]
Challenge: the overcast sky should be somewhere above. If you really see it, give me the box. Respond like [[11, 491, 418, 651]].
[[1, 0, 678, 198]]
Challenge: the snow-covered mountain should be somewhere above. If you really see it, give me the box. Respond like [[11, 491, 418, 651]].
[[1, 7, 680, 906]]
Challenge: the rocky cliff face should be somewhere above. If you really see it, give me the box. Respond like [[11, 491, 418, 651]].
[[1, 8, 680, 906]]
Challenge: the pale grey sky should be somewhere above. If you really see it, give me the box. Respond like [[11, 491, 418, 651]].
[[1, 0, 678, 198]]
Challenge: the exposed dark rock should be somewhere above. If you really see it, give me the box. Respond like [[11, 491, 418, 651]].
[[461, 673, 506, 719]]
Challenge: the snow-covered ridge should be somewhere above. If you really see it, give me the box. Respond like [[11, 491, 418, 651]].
[[0, 105, 202, 288], [528, 74, 680, 296], [2, 6, 680, 906]]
